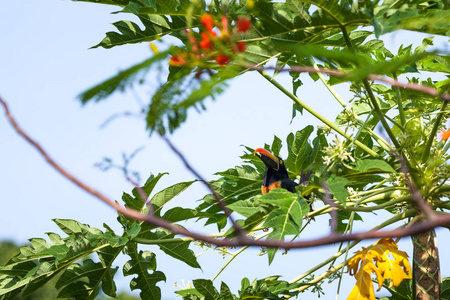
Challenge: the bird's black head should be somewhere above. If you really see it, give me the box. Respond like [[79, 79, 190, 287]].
[[254, 148, 289, 178]]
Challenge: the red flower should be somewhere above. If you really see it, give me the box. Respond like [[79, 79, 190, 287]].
[[169, 55, 187, 66], [236, 17, 251, 33], [439, 129, 450, 140], [216, 54, 231, 65], [199, 32, 216, 50], [200, 14, 214, 32], [220, 16, 229, 37], [236, 41, 246, 52]]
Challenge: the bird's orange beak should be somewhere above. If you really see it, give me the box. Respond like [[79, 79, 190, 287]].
[[254, 148, 280, 171]]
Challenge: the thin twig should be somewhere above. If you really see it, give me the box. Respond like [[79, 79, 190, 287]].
[[159, 133, 247, 240], [246, 64, 450, 102], [321, 182, 337, 233], [398, 155, 437, 219]]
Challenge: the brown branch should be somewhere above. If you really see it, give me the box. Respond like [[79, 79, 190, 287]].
[[3, 96, 450, 249], [398, 155, 437, 220], [159, 133, 247, 240], [321, 182, 337, 233], [246, 65, 450, 102]]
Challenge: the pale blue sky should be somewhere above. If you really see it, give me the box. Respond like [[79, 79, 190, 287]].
[[1, 1, 449, 299]]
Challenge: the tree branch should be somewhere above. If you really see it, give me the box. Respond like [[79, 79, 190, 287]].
[[246, 65, 450, 102], [3, 96, 450, 250], [321, 182, 337, 233]]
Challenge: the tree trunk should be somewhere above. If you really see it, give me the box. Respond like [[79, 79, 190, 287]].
[[413, 229, 440, 300]]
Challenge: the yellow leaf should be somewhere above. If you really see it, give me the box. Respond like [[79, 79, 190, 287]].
[[347, 259, 379, 300], [346, 238, 411, 300]]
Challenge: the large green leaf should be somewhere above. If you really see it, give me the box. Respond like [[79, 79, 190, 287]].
[[137, 229, 201, 269], [197, 163, 263, 230], [55, 258, 119, 299], [192, 279, 220, 300], [122, 173, 168, 211], [285, 126, 314, 176], [92, 0, 204, 48], [146, 66, 239, 134], [371, 1, 450, 37], [79, 51, 171, 104], [258, 189, 306, 264], [150, 180, 195, 214], [327, 175, 350, 206], [0, 219, 127, 300], [123, 244, 166, 299]]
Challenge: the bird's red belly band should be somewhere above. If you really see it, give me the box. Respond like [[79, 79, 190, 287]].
[[261, 181, 281, 194]]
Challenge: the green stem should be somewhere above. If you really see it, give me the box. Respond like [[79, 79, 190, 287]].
[[393, 72, 406, 127], [309, 57, 393, 152], [422, 100, 448, 162], [341, 25, 402, 151], [211, 231, 271, 282], [259, 71, 378, 157], [311, 190, 409, 217], [309, 56, 347, 107], [362, 79, 402, 150]]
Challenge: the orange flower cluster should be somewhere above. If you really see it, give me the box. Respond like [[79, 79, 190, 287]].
[[439, 129, 450, 140], [170, 14, 251, 67]]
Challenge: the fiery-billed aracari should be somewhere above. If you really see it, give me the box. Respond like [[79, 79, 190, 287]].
[[254, 148, 311, 201]]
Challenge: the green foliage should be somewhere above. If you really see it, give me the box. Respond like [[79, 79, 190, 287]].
[[175, 276, 303, 299], [123, 243, 165, 299], [5, 0, 450, 299], [76, 0, 449, 135], [0, 175, 199, 300]]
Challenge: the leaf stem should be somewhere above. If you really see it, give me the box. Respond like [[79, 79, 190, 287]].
[[259, 70, 378, 157], [309, 57, 393, 152], [341, 25, 402, 150], [393, 72, 406, 127], [362, 79, 402, 150], [211, 231, 271, 282]]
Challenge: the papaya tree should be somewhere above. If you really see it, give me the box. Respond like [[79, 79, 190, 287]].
[[1, 0, 450, 299]]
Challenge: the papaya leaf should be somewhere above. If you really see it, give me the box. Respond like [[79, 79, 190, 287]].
[[146, 66, 238, 134], [150, 180, 195, 215], [161, 207, 201, 223], [285, 126, 314, 176], [0, 219, 127, 300], [122, 172, 168, 211], [353, 159, 396, 173], [56, 258, 119, 299], [192, 279, 219, 300], [53, 219, 85, 235], [198, 164, 263, 230], [327, 176, 350, 206], [261, 189, 303, 264], [136, 229, 201, 269], [441, 277, 450, 298], [372, 2, 450, 37], [219, 282, 235, 300], [92, 0, 204, 49], [227, 200, 266, 218], [347, 238, 411, 300], [238, 276, 301, 299], [123, 244, 166, 299], [78, 50, 171, 104]]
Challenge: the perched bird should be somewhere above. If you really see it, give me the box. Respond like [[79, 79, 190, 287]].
[[254, 148, 312, 208], [254, 148, 298, 194]]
